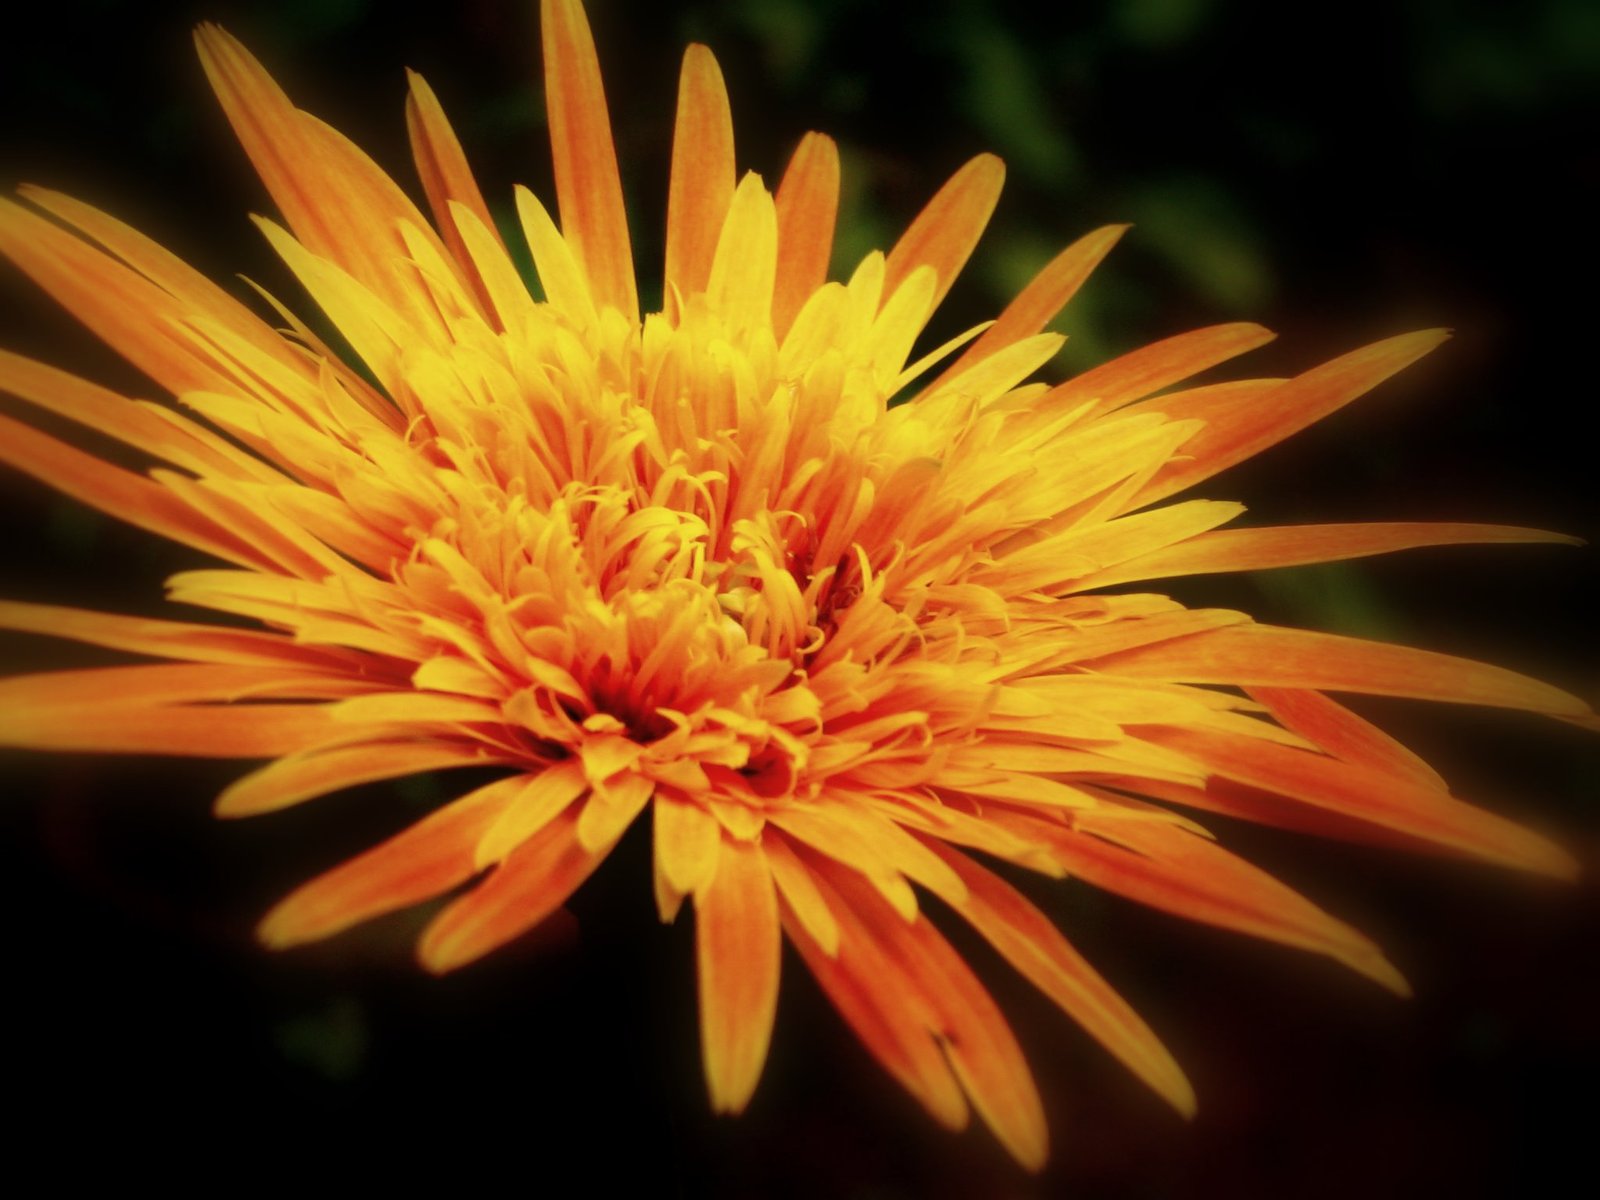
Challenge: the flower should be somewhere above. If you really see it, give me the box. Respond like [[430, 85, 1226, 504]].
[[0, 0, 1586, 1170]]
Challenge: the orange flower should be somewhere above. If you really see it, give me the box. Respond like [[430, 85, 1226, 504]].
[[0, 0, 1586, 1169]]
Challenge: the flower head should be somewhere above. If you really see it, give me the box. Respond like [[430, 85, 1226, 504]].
[[0, 0, 1587, 1169]]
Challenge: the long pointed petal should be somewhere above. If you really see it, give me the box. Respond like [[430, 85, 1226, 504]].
[[0, 197, 226, 395], [0, 701, 335, 758], [1086, 623, 1590, 716], [1000, 808, 1409, 993], [1247, 687, 1445, 790], [0, 349, 273, 482], [780, 879, 970, 1131], [1089, 521, 1580, 588], [1132, 330, 1449, 505], [1046, 322, 1276, 418], [1144, 728, 1577, 878], [419, 803, 607, 972], [772, 132, 840, 336], [823, 864, 1048, 1170], [664, 44, 736, 315], [0, 601, 357, 669], [405, 69, 501, 318], [216, 740, 500, 817], [927, 224, 1127, 392], [922, 838, 1196, 1117], [696, 835, 781, 1114], [883, 154, 1005, 316], [540, 0, 638, 323], [259, 774, 527, 948], [195, 24, 451, 333]]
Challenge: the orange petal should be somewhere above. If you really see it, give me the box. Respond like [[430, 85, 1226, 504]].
[[664, 44, 736, 316], [822, 864, 1049, 1170], [1000, 807, 1409, 994], [696, 835, 781, 1114], [779, 879, 970, 1131], [259, 773, 528, 948], [1088, 521, 1580, 588], [1106, 774, 1428, 855], [0, 661, 361, 709], [1247, 687, 1444, 790], [763, 832, 840, 955], [1143, 728, 1577, 879], [577, 771, 654, 851], [540, 0, 638, 323], [1046, 322, 1276, 417], [772, 132, 840, 337], [405, 69, 501, 318], [153, 470, 351, 581], [928, 224, 1128, 390], [883, 153, 1005, 316], [473, 758, 592, 867], [18, 186, 311, 378], [1132, 330, 1450, 505], [654, 790, 722, 897], [195, 24, 450, 332], [0, 700, 335, 758], [215, 740, 500, 817], [0, 600, 360, 670], [920, 837, 1196, 1117], [0, 349, 272, 483], [419, 803, 607, 973], [1087, 622, 1590, 716], [0, 197, 224, 395]]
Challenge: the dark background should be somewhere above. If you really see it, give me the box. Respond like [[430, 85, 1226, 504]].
[[1, 1, 1596, 1194]]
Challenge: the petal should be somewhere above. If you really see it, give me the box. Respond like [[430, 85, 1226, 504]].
[[763, 832, 840, 955], [997, 807, 1409, 994], [883, 153, 1005, 316], [928, 223, 1127, 390], [0, 601, 359, 670], [18, 186, 312, 379], [654, 790, 723, 898], [1088, 521, 1580, 588], [405, 69, 502, 318], [821, 863, 1049, 1170], [540, 0, 638, 323], [259, 773, 527, 948], [664, 44, 736, 315], [696, 835, 781, 1114], [473, 758, 591, 867], [780, 875, 970, 1131], [577, 772, 655, 852], [1047, 322, 1276, 418], [419, 803, 607, 972], [1143, 728, 1577, 879], [1086, 622, 1590, 716], [195, 25, 451, 335], [920, 837, 1196, 1117], [704, 173, 778, 336], [0, 197, 231, 396], [772, 132, 840, 336], [1247, 687, 1444, 790], [0, 701, 335, 758], [215, 740, 502, 817], [0, 662, 357, 709], [1132, 329, 1450, 505]]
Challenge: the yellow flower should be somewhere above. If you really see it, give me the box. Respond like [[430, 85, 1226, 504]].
[[0, 0, 1586, 1169]]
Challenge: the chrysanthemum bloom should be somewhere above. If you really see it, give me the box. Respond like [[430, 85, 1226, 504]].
[[0, 0, 1587, 1169]]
